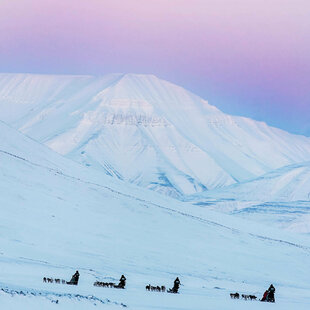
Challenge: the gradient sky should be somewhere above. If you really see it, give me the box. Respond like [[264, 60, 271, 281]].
[[0, 0, 309, 136]]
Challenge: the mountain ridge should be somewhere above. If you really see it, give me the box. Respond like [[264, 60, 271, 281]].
[[1, 73, 310, 197], [194, 161, 310, 203]]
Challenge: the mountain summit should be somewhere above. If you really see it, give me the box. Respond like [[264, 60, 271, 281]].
[[1, 73, 310, 197]]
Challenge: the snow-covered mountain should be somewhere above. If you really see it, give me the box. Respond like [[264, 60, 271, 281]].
[[1, 73, 310, 198], [188, 162, 310, 233], [1, 120, 310, 309], [197, 162, 310, 203]]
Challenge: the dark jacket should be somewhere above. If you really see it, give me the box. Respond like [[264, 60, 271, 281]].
[[68, 271, 80, 285], [172, 277, 180, 292], [118, 275, 126, 288], [174, 277, 180, 287], [267, 285, 275, 302]]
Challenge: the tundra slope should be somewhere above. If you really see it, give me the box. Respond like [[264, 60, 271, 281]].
[[0, 121, 310, 309], [195, 162, 310, 202], [1, 73, 310, 197], [189, 162, 310, 233]]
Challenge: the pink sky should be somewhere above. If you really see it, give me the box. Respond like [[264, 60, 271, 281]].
[[0, 0, 309, 135]]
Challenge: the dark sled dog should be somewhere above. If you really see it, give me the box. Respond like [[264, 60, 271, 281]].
[[230, 292, 240, 299]]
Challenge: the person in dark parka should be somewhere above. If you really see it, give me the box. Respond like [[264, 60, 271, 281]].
[[118, 275, 126, 288], [267, 284, 275, 302], [172, 277, 180, 293], [67, 270, 80, 285]]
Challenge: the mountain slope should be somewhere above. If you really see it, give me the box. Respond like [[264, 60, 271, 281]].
[[1, 121, 310, 309], [198, 162, 310, 203], [1, 73, 310, 197], [188, 162, 310, 233]]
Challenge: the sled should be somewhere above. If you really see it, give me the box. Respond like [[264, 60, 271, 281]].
[[167, 289, 179, 294]]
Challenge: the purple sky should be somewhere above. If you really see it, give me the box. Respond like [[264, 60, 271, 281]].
[[0, 0, 309, 135]]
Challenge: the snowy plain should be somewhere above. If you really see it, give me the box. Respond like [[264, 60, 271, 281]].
[[0, 121, 310, 309]]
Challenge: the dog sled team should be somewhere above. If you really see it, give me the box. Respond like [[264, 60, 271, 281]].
[[230, 292, 257, 300], [94, 274, 126, 289], [230, 284, 276, 303], [145, 284, 166, 292], [145, 277, 180, 294], [43, 277, 66, 284], [43, 270, 79, 285], [43, 271, 276, 302], [43, 271, 180, 294]]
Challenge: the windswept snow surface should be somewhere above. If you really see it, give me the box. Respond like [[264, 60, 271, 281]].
[[1, 121, 310, 309], [1, 73, 310, 197], [189, 162, 310, 233]]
